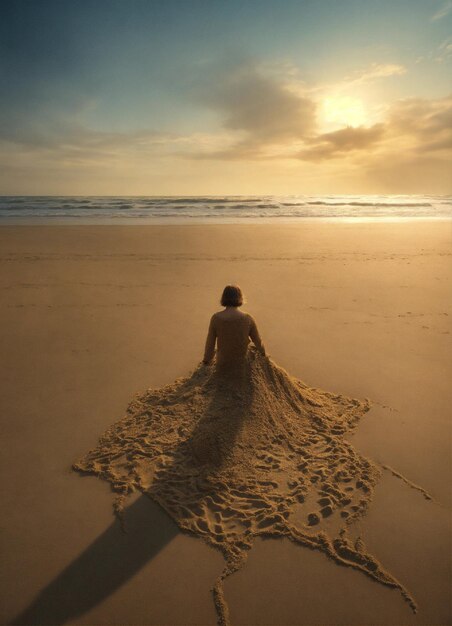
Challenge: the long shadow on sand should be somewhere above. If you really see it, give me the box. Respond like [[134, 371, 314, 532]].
[[11, 495, 179, 625], [12, 364, 253, 625]]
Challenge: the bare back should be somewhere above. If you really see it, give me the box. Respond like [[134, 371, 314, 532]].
[[203, 308, 265, 369]]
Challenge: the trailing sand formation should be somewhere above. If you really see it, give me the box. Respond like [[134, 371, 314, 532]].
[[73, 348, 417, 625]]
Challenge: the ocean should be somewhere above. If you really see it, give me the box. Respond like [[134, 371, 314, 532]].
[[0, 195, 451, 223]]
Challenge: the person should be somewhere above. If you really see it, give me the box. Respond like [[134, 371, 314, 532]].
[[202, 284, 266, 369]]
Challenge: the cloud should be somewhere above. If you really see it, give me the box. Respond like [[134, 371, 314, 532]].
[[189, 58, 317, 159], [434, 36, 452, 63], [300, 62, 408, 99], [190, 60, 408, 161], [186, 81, 451, 172], [340, 95, 452, 193], [430, 1, 452, 21], [297, 124, 385, 161], [343, 63, 407, 85], [0, 116, 231, 178], [385, 95, 452, 146], [293, 93, 452, 175]]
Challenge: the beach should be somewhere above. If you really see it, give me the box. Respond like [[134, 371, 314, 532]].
[[1, 222, 451, 626]]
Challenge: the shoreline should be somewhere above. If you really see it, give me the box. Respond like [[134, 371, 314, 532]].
[[1, 216, 452, 225]]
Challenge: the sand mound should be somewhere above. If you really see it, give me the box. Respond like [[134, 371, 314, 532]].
[[73, 348, 416, 625]]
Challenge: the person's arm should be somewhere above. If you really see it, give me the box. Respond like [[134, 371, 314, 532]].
[[249, 315, 266, 355], [203, 315, 217, 364]]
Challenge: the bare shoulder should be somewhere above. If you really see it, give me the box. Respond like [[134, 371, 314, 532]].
[[211, 310, 225, 322], [243, 311, 257, 324]]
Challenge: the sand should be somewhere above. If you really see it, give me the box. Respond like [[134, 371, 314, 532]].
[[0, 222, 451, 625], [71, 349, 403, 626]]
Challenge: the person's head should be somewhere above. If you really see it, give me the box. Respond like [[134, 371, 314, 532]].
[[220, 284, 243, 307]]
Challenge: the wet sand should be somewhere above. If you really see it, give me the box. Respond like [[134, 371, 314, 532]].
[[1, 223, 451, 625]]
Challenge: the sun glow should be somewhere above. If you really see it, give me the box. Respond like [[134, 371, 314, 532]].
[[321, 96, 367, 130]]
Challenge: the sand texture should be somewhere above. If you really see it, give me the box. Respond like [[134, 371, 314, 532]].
[[73, 346, 421, 625], [1, 223, 450, 626]]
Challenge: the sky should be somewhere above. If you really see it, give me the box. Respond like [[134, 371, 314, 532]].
[[1, 0, 451, 195]]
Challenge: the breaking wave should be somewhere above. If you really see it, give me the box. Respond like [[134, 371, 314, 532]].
[[0, 194, 451, 221]]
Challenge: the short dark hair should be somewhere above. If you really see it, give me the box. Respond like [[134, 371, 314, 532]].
[[221, 285, 243, 307]]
